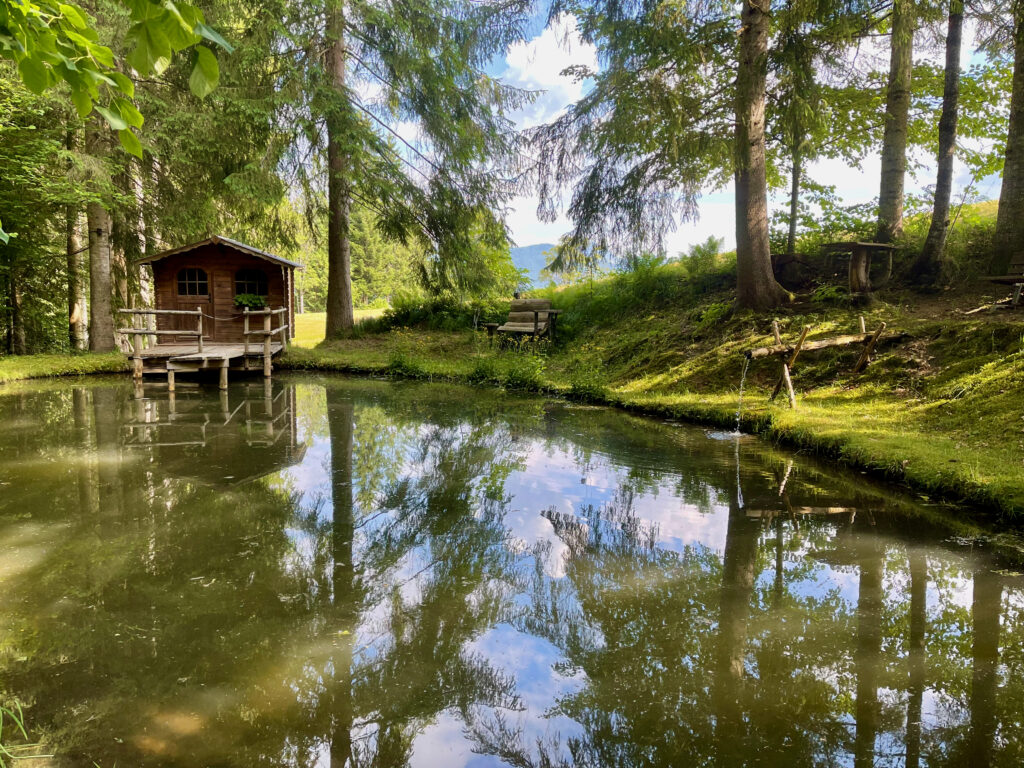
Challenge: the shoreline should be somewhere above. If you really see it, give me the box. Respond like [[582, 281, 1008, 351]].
[[2, 331, 1021, 518]]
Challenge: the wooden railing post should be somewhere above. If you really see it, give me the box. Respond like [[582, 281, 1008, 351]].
[[263, 310, 272, 378], [196, 306, 204, 353], [279, 306, 288, 351], [132, 310, 143, 384]]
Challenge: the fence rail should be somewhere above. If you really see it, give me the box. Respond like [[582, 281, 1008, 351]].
[[117, 305, 290, 383]]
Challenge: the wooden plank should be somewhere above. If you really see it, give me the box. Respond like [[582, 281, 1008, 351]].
[[851, 321, 884, 376], [745, 332, 905, 359]]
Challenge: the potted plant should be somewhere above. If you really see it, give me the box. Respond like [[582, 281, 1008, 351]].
[[234, 293, 268, 310]]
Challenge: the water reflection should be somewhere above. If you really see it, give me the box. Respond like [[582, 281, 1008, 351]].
[[1, 376, 1024, 767]]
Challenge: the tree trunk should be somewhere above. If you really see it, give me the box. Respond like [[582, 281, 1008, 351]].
[[786, 146, 802, 257], [913, 0, 963, 283], [67, 131, 88, 351], [993, 0, 1024, 275], [86, 127, 115, 352], [849, 244, 873, 298], [735, 0, 788, 310], [325, 3, 355, 337], [67, 205, 87, 351], [875, 0, 914, 244], [11, 267, 27, 355]]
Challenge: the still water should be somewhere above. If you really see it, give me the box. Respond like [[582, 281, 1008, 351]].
[[1, 375, 1023, 767]]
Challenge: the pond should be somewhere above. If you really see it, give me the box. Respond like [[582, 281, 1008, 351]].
[[1, 375, 1023, 767]]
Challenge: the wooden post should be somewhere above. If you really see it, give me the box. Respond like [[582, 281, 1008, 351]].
[[263, 310, 272, 378], [243, 308, 250, 365], [132, 333, 143, 382], [770, 324, 809, 404], [196, 306, 204, 353], [280, 306, 288, 351], [859, 315, 866, 334], [167, 369, 176, 392], [854, 322, 887, 374], [219, 359, 229, 391]]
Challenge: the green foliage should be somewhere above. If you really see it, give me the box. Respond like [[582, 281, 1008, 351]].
[[0, 0, 232, 167], [0, 700, 38, 767], [564, 343, 608, 400], [233, 293, 267, 309], [502, 350, 545, 390], [693, 301, 732, 332], [810, 284, 850, 306], [370, 292, 509, 333], [899, 200, 999, 283], [682, 236, 724, 279], [538, 253, 735, 342]]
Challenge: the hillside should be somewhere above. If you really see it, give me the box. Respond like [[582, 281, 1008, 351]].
[[282, 247, 1024, 516]]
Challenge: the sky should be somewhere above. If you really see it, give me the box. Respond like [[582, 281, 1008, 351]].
[[494, 13, 1006, 255]]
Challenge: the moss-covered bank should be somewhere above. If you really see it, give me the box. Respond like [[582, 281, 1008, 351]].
[[281, 277, 1024, 517], [0, 352, 127, 385]]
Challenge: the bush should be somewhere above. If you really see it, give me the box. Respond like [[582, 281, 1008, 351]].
[[367, 291, 510, 333], [565, 344, 608, 400], [504, 352, 546, 390]]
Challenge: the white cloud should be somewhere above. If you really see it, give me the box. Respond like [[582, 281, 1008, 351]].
[[500, 14, 598, 131]]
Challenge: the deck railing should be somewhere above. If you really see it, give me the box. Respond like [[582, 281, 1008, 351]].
[[243, 307, 289, 376], [117, 306, 290, 383], [118, 307, 205, 380]]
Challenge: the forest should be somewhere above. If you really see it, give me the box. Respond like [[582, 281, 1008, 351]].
[[0, 0, 1018, 354]]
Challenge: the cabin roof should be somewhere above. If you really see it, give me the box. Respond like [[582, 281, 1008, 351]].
[[137, 235, 303, 269]]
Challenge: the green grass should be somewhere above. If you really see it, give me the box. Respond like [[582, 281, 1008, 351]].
[[279, 277, 1024, 517], [0, 352, 127, 385], [292, 309, 386, 348]]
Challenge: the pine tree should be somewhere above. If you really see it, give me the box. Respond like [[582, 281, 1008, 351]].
[[993, 0, 1024, 275], [913, 0, 964, 283]]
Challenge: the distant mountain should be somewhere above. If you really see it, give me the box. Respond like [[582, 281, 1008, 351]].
[[510, 243, 556, 288]]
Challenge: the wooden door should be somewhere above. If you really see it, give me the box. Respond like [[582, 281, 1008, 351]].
[[173, 268, 214, 341]]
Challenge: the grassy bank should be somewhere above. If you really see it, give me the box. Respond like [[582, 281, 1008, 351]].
[[282, 264, 1024, 516], [0, 352, 127, 385]]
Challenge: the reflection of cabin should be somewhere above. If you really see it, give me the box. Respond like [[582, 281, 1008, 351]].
[[122, 236, 302, 388], [139, 235, 299, 343], [122, 381, 307, 485]]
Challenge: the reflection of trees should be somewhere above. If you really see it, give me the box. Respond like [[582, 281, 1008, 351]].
[[8, 379, 1024, 767], [969, 566, 1000, 768], [906, 551, 927, 768]]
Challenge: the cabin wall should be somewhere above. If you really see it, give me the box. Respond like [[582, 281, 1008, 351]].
[[151, 244, 292, 344]]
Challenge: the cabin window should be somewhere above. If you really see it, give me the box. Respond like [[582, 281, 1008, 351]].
[[177, 268, 208, 296], [235, 268, 268, 297]]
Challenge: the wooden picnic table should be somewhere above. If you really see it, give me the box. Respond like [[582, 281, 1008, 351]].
[[820, 241, 897, 297]]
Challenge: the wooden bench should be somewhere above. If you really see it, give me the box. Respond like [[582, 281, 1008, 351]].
[[483, 299, 563, 343], [987, 252, 1024, 306]]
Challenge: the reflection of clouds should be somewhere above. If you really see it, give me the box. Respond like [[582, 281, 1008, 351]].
[[465, 624, 586, 764], [503, 439, 732, 560], [408, 712, 477, 768]]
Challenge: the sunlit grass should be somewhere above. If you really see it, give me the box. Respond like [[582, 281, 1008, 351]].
[[291, 309, 387, 348], [0, 352, 127, 385], [278, 292, 1024, 515]]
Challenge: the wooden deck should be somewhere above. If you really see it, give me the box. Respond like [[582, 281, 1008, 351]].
[[134, 341, 285, 391], [138, 342, 283, 366]]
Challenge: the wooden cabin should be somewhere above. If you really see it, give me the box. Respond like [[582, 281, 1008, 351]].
[[138, 235, 300, 343]]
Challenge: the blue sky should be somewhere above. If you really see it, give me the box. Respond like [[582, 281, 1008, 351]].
[[492, 13, 1006, 255]]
